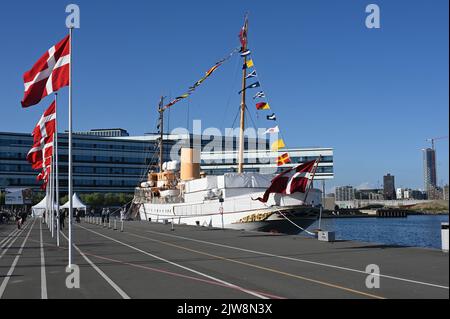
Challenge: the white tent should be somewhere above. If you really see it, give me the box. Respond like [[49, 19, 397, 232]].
[[61, 193, 87, 211], [31, 196, 57, 217]]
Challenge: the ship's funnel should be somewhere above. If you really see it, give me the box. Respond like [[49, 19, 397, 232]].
[[180, 148, 200, 181]]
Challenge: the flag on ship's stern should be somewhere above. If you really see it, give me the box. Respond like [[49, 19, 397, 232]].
[[255, 160, 317, 202]]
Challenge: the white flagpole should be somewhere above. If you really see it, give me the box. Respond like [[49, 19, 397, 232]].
[[55, 94, 60, 247], [45, 178, 49, 227], [304, 156, 322, 205], [50, 154, 54, 238], [68, 27, 73, 267]]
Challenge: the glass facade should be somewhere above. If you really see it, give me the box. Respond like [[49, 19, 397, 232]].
[[0, 131, 334, 193], [0, 132, 161, 193]]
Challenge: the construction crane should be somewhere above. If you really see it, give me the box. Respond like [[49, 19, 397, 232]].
[[426, 136, 448, 150]]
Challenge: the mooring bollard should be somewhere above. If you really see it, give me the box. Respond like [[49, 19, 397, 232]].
[[121, 220, 124, 232], [108, 220, 111, 229], [114, 219, 117, 230], [442, 222, 449, 253]]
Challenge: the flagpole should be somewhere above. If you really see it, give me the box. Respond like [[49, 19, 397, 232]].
[[238, 15, 248, 174], [68, 27, 73, 267], [54, 93, 60, 246], [46, 178, 49, 228], [304, 156, 322, 205], [50, 153, 54, 238]]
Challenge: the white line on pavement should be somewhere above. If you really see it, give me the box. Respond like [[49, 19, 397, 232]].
[[142, 228, 450, 290], [40, 221, 47, 299], [0, 219, 36, 298], [0, 227, 20, 247], [78, 224, 268, 299], [59, 231, 130, 299], [0, 222, 31, 260]]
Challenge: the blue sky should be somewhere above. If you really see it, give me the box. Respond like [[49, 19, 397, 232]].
[[0, 0, 448, 191]]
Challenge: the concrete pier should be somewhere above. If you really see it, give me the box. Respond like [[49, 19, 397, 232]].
[[0, 218, 448, 299]]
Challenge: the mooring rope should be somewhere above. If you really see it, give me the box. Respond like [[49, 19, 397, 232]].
[[262, 203, 316, 236]]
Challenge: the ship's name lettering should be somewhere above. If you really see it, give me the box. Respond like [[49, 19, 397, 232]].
[[239, 212, 271, 223]]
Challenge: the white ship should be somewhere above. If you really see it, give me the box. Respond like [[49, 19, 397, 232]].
[[132, 16, 322, 235]]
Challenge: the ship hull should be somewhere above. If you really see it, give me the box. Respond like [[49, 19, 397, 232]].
[[139, 203, 319, 235]]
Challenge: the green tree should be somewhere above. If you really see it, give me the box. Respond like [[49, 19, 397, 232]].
[[81, 193, 104, 207], [32, 192, 45, 205], [60, 195, 69, 205]]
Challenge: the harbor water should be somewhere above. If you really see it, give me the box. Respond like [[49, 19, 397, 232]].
[[305, 214, 449, 249]]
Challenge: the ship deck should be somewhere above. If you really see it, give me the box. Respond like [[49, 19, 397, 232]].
[[0, 217, 448, 299]]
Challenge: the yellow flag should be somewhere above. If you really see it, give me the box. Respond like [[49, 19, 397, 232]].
[[246, 59, 254, 68], [271, 139, 286, 151]]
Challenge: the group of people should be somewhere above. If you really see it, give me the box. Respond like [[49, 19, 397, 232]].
[[10, 206, 127, 230], [101, 208, 111, 223], [42, 208, 82, 229], [15, 211, 29, 229]]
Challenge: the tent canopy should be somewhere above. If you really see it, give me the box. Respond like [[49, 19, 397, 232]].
[[31, 196, 57, 217], [61, 193, 87, 210]]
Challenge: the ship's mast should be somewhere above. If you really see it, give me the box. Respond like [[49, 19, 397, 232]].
[[237, 17, 248, 174], [158, 96, 164, 172]]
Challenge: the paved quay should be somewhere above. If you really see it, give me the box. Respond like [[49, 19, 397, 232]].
[[0, 217, 448, 299]]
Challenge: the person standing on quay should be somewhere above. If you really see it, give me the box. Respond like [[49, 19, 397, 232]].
[[106, 208, 110, 223], [60, 210, 66, 229], [101, 208, 105, 224]]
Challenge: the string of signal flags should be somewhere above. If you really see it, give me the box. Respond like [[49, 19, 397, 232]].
[[162, 48, 239, 111], [238, 49, 291, 166], [160, 25, 292, 167]]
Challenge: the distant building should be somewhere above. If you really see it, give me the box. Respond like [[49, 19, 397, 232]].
[[444, 185, 449, 201], [335, 186, 355, 201], [409, 189, 426, 200], [396, 188, 429, 200], [396, 188, 405, 200], [70, 128, 130, 137], [383, 174, 396, 200], [355, 189, 384, 200], [427, 185, 443, 200], [423, 148, 437, 199]]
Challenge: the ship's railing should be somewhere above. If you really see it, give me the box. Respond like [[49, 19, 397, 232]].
[[133, 188, 183, 205]]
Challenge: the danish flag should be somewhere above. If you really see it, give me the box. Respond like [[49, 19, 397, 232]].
[[255, 159, 319, 203], [21, 35, 70, 107], [27, 101, 56, 185]]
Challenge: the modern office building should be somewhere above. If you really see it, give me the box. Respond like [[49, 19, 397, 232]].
[[1, 130, 334, 194], [200, 148, 334, 180], [335, 186, 355, 201], [383, 173, 396, 200], [423, 148, 437, 199]]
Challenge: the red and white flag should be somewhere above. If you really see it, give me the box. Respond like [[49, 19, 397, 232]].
[[37, 163, 52, 190], [21, 35, 70, 107], [27, 101, 56, 169], [255, 159, 318, 203], [264, 126, 279, 135]]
